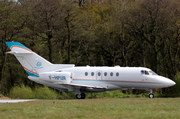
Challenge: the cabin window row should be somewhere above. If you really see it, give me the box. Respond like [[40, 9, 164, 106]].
[[85, 72, 119, 76]]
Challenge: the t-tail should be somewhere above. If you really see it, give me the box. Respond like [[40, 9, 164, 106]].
[[5, 42, 74, 77]]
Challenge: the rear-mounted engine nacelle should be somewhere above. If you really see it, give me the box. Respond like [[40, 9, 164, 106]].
[[39, 72, 72, 84]]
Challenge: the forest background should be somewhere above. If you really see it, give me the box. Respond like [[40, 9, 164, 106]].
[[1, 0, 180, 99]]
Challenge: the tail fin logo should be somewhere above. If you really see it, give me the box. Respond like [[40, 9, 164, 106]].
[[35, 61, 43, 69]]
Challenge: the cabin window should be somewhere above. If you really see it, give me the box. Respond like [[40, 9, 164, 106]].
[[104, 72, 107, 76], [141, 70, 145, 75], [149, 70, 158, 75], [91, 72, 94, 76], [98, 72, 101, 76], [141, 70, 149, 75], [141, 70, 158, 75], [110, 72, 113, 76], [116, 72, 119, 76], [85, 72, 88, 76], [145, 71, 149, 75]]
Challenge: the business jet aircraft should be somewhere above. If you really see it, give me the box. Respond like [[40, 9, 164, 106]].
[[5, 42, 176, 99]]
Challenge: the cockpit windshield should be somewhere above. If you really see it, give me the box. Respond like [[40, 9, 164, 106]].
[[141, 70, 158, 75]]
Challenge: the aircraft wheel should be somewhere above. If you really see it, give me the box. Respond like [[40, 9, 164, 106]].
[[81, 93, 86, 99], [76, 93, 86, 99], [76, 94, 82, 99], [149, 93, 154, 98]]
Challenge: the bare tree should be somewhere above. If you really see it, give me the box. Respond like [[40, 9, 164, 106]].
[[30, 0, 63, 62], [0, 0, 30, 91]]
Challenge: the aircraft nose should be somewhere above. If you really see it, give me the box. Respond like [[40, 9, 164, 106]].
[[161, 77, 176, 87], [168, 80, 176, 86]]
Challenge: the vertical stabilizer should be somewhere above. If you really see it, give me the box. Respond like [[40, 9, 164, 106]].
[[5, 42, 74, 77]]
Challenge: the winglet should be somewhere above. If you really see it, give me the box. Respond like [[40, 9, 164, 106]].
[[5, 42, 34, 53]]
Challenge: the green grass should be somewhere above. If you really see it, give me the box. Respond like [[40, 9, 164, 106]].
[[0, 98, 180, 119]]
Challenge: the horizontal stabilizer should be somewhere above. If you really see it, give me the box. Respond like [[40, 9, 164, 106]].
[[6, 42, 34, 53], [6, 51, 33, 54]]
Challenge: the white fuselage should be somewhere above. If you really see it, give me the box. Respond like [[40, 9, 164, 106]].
[[29, 66, 175, 93], [5, 42, 176, 98]]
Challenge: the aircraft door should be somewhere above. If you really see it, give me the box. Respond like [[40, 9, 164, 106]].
[[96, 71, 102, 80]]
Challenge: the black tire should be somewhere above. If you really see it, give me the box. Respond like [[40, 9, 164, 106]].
[[81, 93, 86, 99], [76, 94, 82, 99], [149, 93, 154, 98]]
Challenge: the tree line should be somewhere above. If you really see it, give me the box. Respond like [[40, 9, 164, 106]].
[[1, 0, 180, 96]]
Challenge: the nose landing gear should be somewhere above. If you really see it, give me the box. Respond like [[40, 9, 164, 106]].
[[149, 89, 154, 98], [149, 93, 154, 98]]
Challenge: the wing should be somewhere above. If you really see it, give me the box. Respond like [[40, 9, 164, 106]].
[[54, 82, 105, 89]]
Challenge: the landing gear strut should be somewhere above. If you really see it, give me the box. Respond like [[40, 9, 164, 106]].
[[76, 93, 86, 99], [149, 89, 154, 98]]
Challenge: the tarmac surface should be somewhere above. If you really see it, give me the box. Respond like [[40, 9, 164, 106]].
[[0, 99, 39, 104]]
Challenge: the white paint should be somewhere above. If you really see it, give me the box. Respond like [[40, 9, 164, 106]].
[[5, 42, 176, 99]]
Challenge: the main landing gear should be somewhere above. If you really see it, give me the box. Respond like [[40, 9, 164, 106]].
[[149, 89, 154, 98], [76, 93, 86, 99]]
